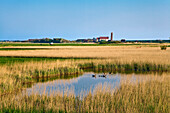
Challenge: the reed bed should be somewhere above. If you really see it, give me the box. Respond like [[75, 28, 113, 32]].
[[79, 62, 170, 73], [0, 60, 84, 95], [0, 75, 169, 113], [0, 58, 170, 95]]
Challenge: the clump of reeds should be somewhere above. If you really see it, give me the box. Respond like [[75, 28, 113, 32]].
[[0, 75, 169, 113], [160, 45, 167, 50], [33, 67, 83, 79]]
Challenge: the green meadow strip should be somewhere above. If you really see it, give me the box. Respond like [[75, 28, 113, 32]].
[[0, 48, 55, 50], [0, 43, 153, 47], [0, 56, 96, 65]]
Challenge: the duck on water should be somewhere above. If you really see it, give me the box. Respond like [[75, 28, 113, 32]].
[[92, 74, 96, 78], [92, 73, 107, 78]]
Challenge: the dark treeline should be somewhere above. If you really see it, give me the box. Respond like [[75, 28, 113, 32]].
[[126, 40, 170, 43]]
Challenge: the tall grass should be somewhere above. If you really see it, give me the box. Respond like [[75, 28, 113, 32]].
[[79, 62, 170, 73], [0, 59, 170, 95], [0, 75, 169, 113], [0, 60, 83, 95], [0, 45, 170, 112], [0, 46, 169, 65]]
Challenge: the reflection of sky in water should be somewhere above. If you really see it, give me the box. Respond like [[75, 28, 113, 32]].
[[24, 73, 152, 96]]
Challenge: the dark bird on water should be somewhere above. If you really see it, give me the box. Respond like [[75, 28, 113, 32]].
[[99, 73, 106, 78], [92, 74, 96, 78]]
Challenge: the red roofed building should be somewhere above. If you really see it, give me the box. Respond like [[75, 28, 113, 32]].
[[97, 37, 109, 42]]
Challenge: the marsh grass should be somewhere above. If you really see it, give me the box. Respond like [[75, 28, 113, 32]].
[[0, 75, 169, 113], [0, 60, 84, 95], [0, 59, 169, 95], [79, 62, 170, 73], [0, 46, 169, 112]]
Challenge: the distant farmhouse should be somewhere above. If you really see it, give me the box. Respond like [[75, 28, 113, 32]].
[[96, 37, 109, 42], [96, 32, 114, 42]]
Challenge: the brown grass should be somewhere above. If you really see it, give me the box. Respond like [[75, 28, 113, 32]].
[[0, 60, 84, 95], [0, 75, 169, 113], [0, 46, 170, 112], [0, 46, 170, 64]]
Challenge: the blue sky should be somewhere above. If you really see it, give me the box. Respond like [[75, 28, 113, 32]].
[[0, 0, 170, 40]]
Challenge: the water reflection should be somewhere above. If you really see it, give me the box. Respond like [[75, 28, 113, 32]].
[[24, 72, 157, 96]]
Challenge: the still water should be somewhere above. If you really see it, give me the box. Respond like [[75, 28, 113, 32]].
[[24, 72, 152, 96]]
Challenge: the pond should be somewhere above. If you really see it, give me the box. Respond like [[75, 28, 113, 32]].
[[23, 72, 155, 96]]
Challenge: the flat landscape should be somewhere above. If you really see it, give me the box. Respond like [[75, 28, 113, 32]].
[[1, 0, 170, 112], [0, 43, 169, 112]]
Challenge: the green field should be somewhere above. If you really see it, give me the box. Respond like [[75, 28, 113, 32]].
[[0, 43, 158, 47], [0, 48, 50, 50], [0, 56, 95, 65]]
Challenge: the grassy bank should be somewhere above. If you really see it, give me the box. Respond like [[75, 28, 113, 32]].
[[0, 75, 169, 113]]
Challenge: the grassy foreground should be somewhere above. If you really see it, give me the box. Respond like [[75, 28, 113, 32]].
[[0, 75, 169, 113]]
